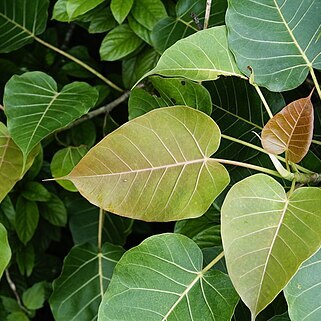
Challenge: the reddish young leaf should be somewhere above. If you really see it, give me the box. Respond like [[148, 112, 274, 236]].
[[262, 91, 314, 163]]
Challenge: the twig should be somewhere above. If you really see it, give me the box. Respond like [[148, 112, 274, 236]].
[[204, 0, 212, 29], [59, 90, 131, 132], [5, 269, 30, 315], [61, 23, 76, 50], [0, 104, 4, 111]]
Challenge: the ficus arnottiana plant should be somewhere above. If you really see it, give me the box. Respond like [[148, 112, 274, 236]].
[[0, 0, 321, 321]]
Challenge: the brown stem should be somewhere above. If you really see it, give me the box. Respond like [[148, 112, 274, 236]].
[[204, 0, 212, 29]]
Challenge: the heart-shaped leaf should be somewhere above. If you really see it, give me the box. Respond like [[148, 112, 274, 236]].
[[284, 247, 321, 321], [0, 223, 11, 280], [262, 93, 314, 163], [98, 233, 239, 321], [221, 174, 321, 319], [226, 0, 321, 91], [144, 26, 246, 82], [0, 123, 39, 202], [4, 71, 98, 159], [65, 106, 229, 221], [50, 243, 124, 321], [0, 0, 49, 53]]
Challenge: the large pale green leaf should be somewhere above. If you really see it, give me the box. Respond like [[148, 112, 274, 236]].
[[221, 174, 321, 319], [50, 243, 124, 321], [144, 26, 246, 82], [98, 233, 239, 321], [111, 0, 134, 24], [151, 0, 227, 53], [0, 0, 49, 53], [0, 223, 11, 280], [65, 194, 133, 246], [4, 71, 98, 158], [64, 107, 230, 221], [100, 24, 143, 61], [284, 247, 321, 321], [226, 0, 321, 91], [0, 123, 39, 202]]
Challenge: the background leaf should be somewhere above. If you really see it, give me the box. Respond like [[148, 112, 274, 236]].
[[22, 282, 46, 310], [284, 247, 321, 321], [222, 174, 321, 318], [262, 93, 314, 163], [66, 107, 229, 221], [100, 24, 143, 61], [4, 71, 98, 158], [111, 0, 134, 24], [98, 233, 239, 321], [0, 223, 11, 279], [226, 0, 321, 91], [0, 0, 49, 53], [145, 26, 246, 82], [66, 0, 105, 20], [50, 243, 124, 321]]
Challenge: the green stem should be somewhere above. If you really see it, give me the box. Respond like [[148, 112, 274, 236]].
[[212, 158, 282, 178], [34, 35, 124, 92], [202, 251, 224, 274], [309, 67, 321, 100], [203, 0, 212, 29], [253, 84, 273, 118], [312, 139, 321, 146], [98, 208, 105, 298]]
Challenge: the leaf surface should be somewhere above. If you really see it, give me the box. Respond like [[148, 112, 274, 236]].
[[66, 0, 105, 20], [0, 123, 38, 202], [284, 247, 321, 321], [50, 243, 124, 321], [221, 174, 321, 318], [111, 0, 134, 24], [0, 0, 49, 53], [145, 26, 246, 82], [226, 0, 321, 91], [66, 107, 229, 221], [262, 93, 314, 163], [0, 223, 11, 280], [4, 71, 98, 158], [98, 233, 238, 321]]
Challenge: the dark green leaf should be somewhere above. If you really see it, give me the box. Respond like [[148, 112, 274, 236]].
[[22, 182, 51, 202], [22, 282, 46, 310], [128, 15, 152, 45], [7, 311, 30, 321], [16, 244, 35, 277], [0, 223, 11, 279], [15, 197, 39, 245]]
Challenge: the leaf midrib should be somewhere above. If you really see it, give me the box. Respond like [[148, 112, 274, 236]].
[[69, 158, 210, 179], [0, 12, 34, 37]]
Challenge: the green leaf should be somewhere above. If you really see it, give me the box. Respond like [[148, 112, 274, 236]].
[[111, 0, 134, 24], [65, 195, 133, 246], [22, 282, 46, 310], [226, 0, 321, 91], [65, 107, 230, 222], [88, 7, 117, 33], [50, 243, 124, 321], [0, 196, 16, 230], [0, 296, 20, 313], [100, 24, 143, 61], [39, 193, 67, 227], [66, 0, 105, 20], [4, 71, 98, 158], [122, 48, 159, 88], [221, 174, 321, 319], [0, 0, 49, 53], [51, 146, 88, 192], [0, 223, 11, 279], [151, 76, 212, 115], [0, 123, 39, 202], [151, 0, 227, 53], [131, 0, 167, 31], [268, 313, 290, 321], [174, 205, 221, 248], [16, 244, 35, 276], [99, 233, 239, 321], [66, 194, 133, 246], [52, 0, 69, 21], [15, 197, 39, 245], [7, 311, 30, 321], [71, 120, 96, 147], [144, 26, 246, 82], [284, 247, 321, 321], [22, 182, 51, 202], [128, 15, 152, 45]]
